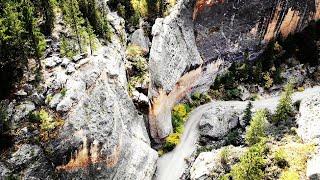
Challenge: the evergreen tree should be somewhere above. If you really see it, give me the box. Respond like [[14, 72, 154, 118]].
[[273, 82, 294, 124], [230, 142, 266, 180], [85, 19, 96, 55], [63, 0, 85, 52], [243, 101, 253, 126], [21, 0, 46, 59], [245, 109, 268, 146]]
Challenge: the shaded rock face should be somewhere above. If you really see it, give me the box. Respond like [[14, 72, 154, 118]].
[[148, 0, 320, 141], [7, 144, 55, 179], [194, 0, 319, 61]]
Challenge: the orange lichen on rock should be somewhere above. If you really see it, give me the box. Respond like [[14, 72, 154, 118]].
[[193, 0, 224, 20], [57, 136, 91, 171], [57, 131, 123, 171], [279, 8, 301, 38]]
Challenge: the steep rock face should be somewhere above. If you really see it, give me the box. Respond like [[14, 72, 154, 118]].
[[48, 14, 158, 179], [194, 0, 319, 61], [149, 0, 320, 141], [1, 12, 158, 180]]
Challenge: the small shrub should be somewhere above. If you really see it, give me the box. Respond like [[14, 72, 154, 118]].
[[245, 109, 268, 146], [219, 174, 231, 180], [230, 142, 266, 180], [225, 88, 241, 100], [172, 103, 190, 133], [279, 170, 299, 180], [191, 92, 211, 107], [60, 88, 67, 97], [130, 0, 148, 17], [126, 44, 145, 59], [164, 133, 181, 151], [45, 94, 53, 103], [274, 148, 289, 168], [263, 72, 273, 89], [30, 109, 56, 131], [297, 86, 305, 92], [273, 82, 294, 124], [220, 147, 231, 165]]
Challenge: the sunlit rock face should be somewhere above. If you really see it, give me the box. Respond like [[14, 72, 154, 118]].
[[148, 0, 320, 141], [45, 13, 158, 179]]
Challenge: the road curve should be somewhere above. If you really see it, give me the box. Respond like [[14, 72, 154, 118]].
[[155, 86, 320, 180]]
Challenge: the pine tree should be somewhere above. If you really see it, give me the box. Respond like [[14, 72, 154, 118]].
[[245, 109, 268, 146], [86, 19, 96, 55], [273, 82, 294, 124], [243, 101, 253, 126], [21, 0, 46, 59], [63, 0, 85, 53]]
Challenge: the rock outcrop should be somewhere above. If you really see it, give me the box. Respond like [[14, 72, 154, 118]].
[[148, 0, 320, 141], [49, 14, 157, 179], [190, 146, 245, 180], [307, 151, 320, 180], [199, 102, 246, 140], [297, 93, 320, 142]]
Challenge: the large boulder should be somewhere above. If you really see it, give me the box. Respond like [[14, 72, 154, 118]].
[[297, 93, 320, 142], [190, 146, 245, 180], [130, 28, 150, 53], [148, 0, 320, 141], [199, 102, 246, 140]]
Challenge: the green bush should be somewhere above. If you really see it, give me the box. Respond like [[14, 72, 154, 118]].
[[245, 109, 268, 146], [274, 148, 289, 168], [279, 170, 299, 180], [220, 147, 231, 165], [29, 109, 56, 131], [191, 92, 211, 107], [230, 142, 267, 180], [172, 103, 190, 133], [163, 133, 181, 151], [273, 82, 294, 124]]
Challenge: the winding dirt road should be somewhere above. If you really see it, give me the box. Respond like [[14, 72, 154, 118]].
[[155, 86, 320, 180]]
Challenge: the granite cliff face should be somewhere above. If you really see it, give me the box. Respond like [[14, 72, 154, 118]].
[[0, 11, 158, 180], [45, 13, 158, 179], [149, 0, 320, 141]]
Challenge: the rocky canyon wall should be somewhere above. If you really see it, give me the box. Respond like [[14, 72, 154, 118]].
[[149, 0, 320, 141]]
